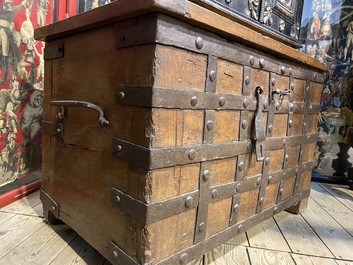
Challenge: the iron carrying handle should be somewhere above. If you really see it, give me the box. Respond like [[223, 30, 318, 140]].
[[50, 100, 109, 126], [271, 88, 291, 102]]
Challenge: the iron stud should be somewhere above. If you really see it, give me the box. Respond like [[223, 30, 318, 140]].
[[268, 175, 273, 183], [265, 157, 270, 166], [115, 145, 122, 153], [236, 183, 241, 192], [112, 251, 119, 258], [195, 37, 203, 49], [243, 98, 249, 108], [56, 128, 61, 133], [238, 224, 243, 233], [289, 68, 292, 75], [202, 170, 210, 181], [249, 56, 255, 66], [263, 100, 268, 110], [242, 120, 248, 129], [118, 92, 125, 100], [115, 195, 121, 203], [285, 155, 289, 162], [238, 162, 244, 171], [268, 125, 273, 133], [212, 189, 219, 199], [233, 204, 239, 213], [259, 197, 264, 205], [283, 139, 287, 146], [180, 253, 188, 265], [259, 58, 265, 68], [271, 78, 276, 86], [198, 222, 205, 233], [274, 206, 278, 213], [185, 197, 194, 208], [256, 177, 262, 186], [279, 188, 284, 196], [51, 206, 56, 211], [245, 76, 250, 85], [188, 149, 196, 160], [289, 120, 293, 128], [219, 97, 226, 107], [209, 70, 216, 82], [280, 66, 286, 75], [190, 96, 198, 107], [206, 121, 214, 131]]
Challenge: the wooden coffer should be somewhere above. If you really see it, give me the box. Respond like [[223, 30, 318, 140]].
[[35, 1, 326, 265]]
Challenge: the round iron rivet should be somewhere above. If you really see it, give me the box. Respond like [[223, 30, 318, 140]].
[[259, 197, 264, 205], [295, 168, 299, 173], [279, 188, 284, 196], [202, 170, 210, 181], [236, 183, 241, 192], [275, 102, 280, 111], [259, 58, 265, 68], [242, 120, 248, 129], [265, 157, 270, 166], [268, 175, 273, 183], [238, 162, 244, 172], [274, 206, 278, 213], [309, 105, 313, 112], [285, 155, 289, 162], [307, 136, 310, 142], [289, 68, 292, 75], [283, 139, 287, 146], [195, 37, 203, 49], [306, 86, 310, 92], [238, 224, 243, 232], [247, 142, 251, 151], [198, 222, 205, 233], [115, 145, 122, 153], [51, 206, 56, 211], [56, 128, 61, 133], [219, 97, 226, 107], [303, 122, 307, 129], [290, 83, 294, 90], [209, 70, 216, 82], [281, 66, 286, 75], [243, 98, 249, 108], [256, 177, 262, 186], [268, 125, 273, 133], [188, 149, 196, 160], [180, 253, 188, 265], [233, 204, 239, 213], [245, 76, 250, 85], [290, 103, 294, 112], [206, 121, 214, 131], [119, 92, 125, 100], [313, 73, 317, 80], [263, 100, 268, 110], [289, 120, 293, 128], [300, 151, 304, 156], [190, 96, 198, 107], [271, 78, 276, 86], [115, 195, 121, 203], [112, 251, 119, 258], [185, 196, 194, 208], [249, 56, 255, 66], [212, 189, 219, 199], [119, 35, 125, 41]]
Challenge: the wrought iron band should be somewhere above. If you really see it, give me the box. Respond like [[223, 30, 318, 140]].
[[116, 15, 324, 82], [111, 188, 199, 225], [40, 189, 60, 218]]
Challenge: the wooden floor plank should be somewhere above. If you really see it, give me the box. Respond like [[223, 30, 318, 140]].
[[0, 212, 16, 226], [274, 210, 333, 257], [310, 183, 353, 236], [49, 234, 106, 265], [226, 232, 249, 247], [186, 257, 203, 265], [246, 218, 291, 252], [0, 224, 76, 264], [0, 191, 41, 214], [204, 245, 250, 265], [301, 196, 353, 260], [0, 215, 46, 258], [318, 183, 353, 212], [291, 253, 338, 265], [247, 248, 295, 265]]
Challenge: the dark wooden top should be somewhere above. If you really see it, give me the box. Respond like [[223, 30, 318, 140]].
[[34, 0, 326, 72]]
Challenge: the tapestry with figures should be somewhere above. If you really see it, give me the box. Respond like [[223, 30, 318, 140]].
[[0, 0, 51, 187]]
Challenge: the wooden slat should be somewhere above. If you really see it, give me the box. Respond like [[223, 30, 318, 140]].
[[318, 183, 353, 212], [0, 224, 77, 264], [50, 235, 106, 265], [204, 245, 250, 265], [186, 257, 203, 265], [291, 254, 338, 265], [336, 261, 353, 265], [246, 218, 291, 252], [247, 248, 295, 265], [310, 182, 353, 236], [301, 196, 353, 260], [0, 212, 16, 226], [274, 210, 333, 257]]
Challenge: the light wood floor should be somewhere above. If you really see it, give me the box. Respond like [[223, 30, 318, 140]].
[[0, 182, 353, 265]]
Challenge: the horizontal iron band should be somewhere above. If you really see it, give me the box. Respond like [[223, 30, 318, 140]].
[[265, 134, 317, 150], [109, 241, 140, 265], [153, 188, 310, 265], [112, 138, 250, 170], [116, 15, 324, 82], [117, 85, 319, 114], [111, 187, 199, 224]]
